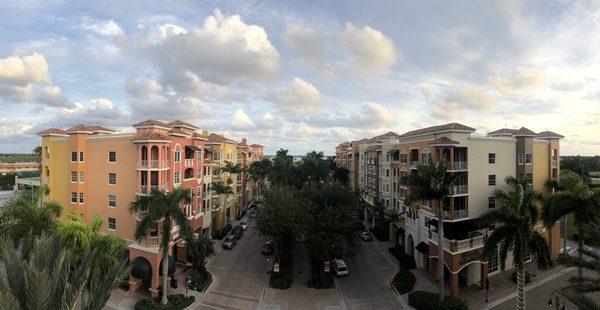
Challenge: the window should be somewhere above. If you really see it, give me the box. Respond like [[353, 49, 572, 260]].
[[488, 175, 496, 186], [79, 192, 84, 204], [525, 154, 532, 164], [386, 154, 390, 162], [488, 247, 499, 273], [174, 171, 180, 184], [108, 173, 116, 185], [422, 153, 431, 164], [79, 171, 84, 183], [400, 153, 407, 163], [71, 171, 77, 183], [386, 169, 390, 177], [109, 151, 116, 163], [518, 153, 524, 165], [552, 149, 558, 159], [79, 152, 84, 162], [71, 152, 77, 162], [488, 153, 496, 164], [526, 173, 533, 184], [488, 197, 496, 208], [174, 151, 181, 163], [108, 218, 116, 230], [424, 216, 431, 228], [108, 195, 116, 208], [71, 192, 77, 203]]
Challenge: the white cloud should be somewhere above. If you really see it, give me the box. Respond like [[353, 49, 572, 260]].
[[49, 98, 128, 127], [81, 17, 124, 37], [489, 67, 544, 94], [283, 23, 336, 81], [430, 86, 498, 120], [352, 101, 393, 127], [36, 86, 71, 107], [0, 53, 50, 102], [263, 77, 322, 115], [230, 108, 254, 131], [340, 22, 398, 74], [150, 9, 280, 86]]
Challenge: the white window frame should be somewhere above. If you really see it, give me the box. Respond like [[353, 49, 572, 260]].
[[79, 192, 84, 204], [174, 151, 181, 163], [108, 218, 116, 230], [525, 153, 533, 165], [79, 152, 84, 163], [71, 171, 77, 183], [71, 152, 77, 163], [108, 195, 116, 208], [108, 173, 116, 186], [488, 174, 496, 187], [518, 153, 524, 165], [109, 151, 116, 163], [174, 171, 180, 184], [71, 192, 77, 204], [488, 153, 496, 164], [79, 171, 84, 183]]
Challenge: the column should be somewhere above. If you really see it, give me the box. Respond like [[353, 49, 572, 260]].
[[481, 262, 488, 290], [450, 272, 459, 297], [428, 256, 437, 282]]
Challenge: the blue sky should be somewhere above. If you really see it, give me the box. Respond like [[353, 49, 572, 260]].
[[0, 0, 598, 155]]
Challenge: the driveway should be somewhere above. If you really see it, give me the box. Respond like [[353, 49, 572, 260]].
[[199, 219, 271, 309]]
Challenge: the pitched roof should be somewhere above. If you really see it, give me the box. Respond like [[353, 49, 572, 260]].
[[167, 120, 199, 129], [133, 131, 171, 141], [487, 128, 517, 136], [132, 119, 170, 128], [66, 124, 91, 132], [169, 128, 190, 137], [85, 125, 114, 132], [250, 144, 264, 148], [429, 137, 459, 146], [36, 128, 68, 136], [536, 131, 564, 139], [208, 133, 236, 144], [369, 131, 400, 142], [513, 127, 537, 137], [399, 123, 475, 139]]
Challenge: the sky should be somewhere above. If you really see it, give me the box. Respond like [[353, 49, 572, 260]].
[[0, 0, 599, 156]]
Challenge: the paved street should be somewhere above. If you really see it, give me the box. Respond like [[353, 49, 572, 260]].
[[199, 219, 271, 309]]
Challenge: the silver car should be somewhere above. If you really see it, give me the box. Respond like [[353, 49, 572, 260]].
[[240, 220, 249, 230]]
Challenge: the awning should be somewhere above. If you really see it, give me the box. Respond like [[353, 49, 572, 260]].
[[186, 145, 201, 152], [428, 218, 480, 240], [415, 242, 429, 255]]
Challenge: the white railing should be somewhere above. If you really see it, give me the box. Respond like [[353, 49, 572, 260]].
[[443, 208, 468, 220], [453, 161, 468, 170], [150, 236, 159, 246], [138, 160, 169, 169], [430, 231, 485, 253], [452, 185, 468, 195], [185, 159, 194, 167]]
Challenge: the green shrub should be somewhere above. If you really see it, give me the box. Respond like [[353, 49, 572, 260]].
[[191, 270, 212, 292], [392, 268, 415, 294], [408, 291, 468, 310], [270, 269, 293, 289], [134, 294, 195, 309], [388, 246, 416, 269], [511, 270, 532, 284]]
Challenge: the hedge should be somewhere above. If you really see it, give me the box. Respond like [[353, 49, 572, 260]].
[[135, 294, 195, 310], [191, 270, 212, 292], [408, 291, 468, 310], [391, 268, 415, 294], [388, 246, 416, 269]]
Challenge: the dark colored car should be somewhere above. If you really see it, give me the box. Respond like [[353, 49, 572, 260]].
[[359, 231, 373, 241], [222, 235, 237, 249], [231, 225, 244, 239], [261, 241, 273, 255]]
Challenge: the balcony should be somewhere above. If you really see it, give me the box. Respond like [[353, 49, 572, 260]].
[[430, 231, 485, 253], [137, 184, 167, 195], [451, 185, 468, 195], [138, 160, 169, 170], [185, 159, 194, 167], [443, 208, 468, 220], [451, 161, 468, 171], [405, 216, 416, 230], [139, 236, 159, 247], [410, 161, 418, 169]]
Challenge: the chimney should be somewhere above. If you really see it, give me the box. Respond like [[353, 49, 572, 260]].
[[202, 130, 209, 137], [242, 138, 247, 146]]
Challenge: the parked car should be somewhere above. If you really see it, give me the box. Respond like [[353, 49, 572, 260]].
[[240, 220, 249, 230], [332, 259, 348, 276], [222, 235, 237, 249], [359, 231, 373, 241], [261, 241, 273, 255], [231, 225, 244, 239], [249, 210, 257, 218]]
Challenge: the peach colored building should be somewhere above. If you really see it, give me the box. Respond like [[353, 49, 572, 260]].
[[38, 120, 263, 296]]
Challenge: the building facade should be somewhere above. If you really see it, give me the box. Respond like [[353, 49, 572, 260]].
[[337, 123, 563, 297], [38, 120, 262, 296]]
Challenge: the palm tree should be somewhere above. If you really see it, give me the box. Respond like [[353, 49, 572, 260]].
[[0, 188, 62, 255], [187, 236, 216, 279], [555, 223, 600, 310], [129, 188, 193, 305], [541, 171, 600, 278], [406, 161, 461, 302], [212, 181, 234, 228], [480, 176, 553, 310], [57, 213, 129, 309], [222, 160, 243, 183], [247, 158, 272, 198]]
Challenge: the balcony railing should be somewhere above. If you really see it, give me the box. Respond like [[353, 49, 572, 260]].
[[410, 161, 418, 169], [138, 160, 169, 169], [430, 231, 485, 253], [443, 208, 468, 220], [452, 161, 468, 170], [452, 185, 468, 195], [551, 159, 558, 167], [137, 184, 167, 195], [185, 159, 194, 167], [139, 236, 159, 247]]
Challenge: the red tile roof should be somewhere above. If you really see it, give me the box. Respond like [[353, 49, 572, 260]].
[[399, 123, 475, 138], [36, 128, 68, 136], [134, 131, 171, 140], [167, 120, 199, 129], [169, 128, 190, 137], [513, 127, 538, 137], [132, 119, 170, 128], [537, 131, 564, 139], [66, 124, 91, 132], [369, 131, 400, 141], [250, 144, 264, 148], [487, 128, 517, 136], [208, 133, 236, 144]]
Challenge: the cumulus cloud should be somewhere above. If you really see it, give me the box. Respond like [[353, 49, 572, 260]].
[[262, 77, 322, 115], [283, 23, 336, 81], [0, 53, 50, 102], [352, 101, 393, 127], [340, 22, 398, 74], [489, 67, 544, 94], [36, 86, 72, 107], [150, 9, 280, 87], [230, 108, 254, 131], [430, 87, 497, 120], [81, 17, 124, 37]]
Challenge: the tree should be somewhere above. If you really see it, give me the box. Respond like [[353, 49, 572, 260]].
[[32, 146, 42, 156], [298, 151, 330, 185], [57, 213, 129, 309], [542, 171, 600, 278], [555, 223, 600, 310], [129, 188, 193, 305], [222, 161, 243, 183], [480, 177, 553, 310], [211, 181, 234, 227], [247, 158, 272, 198], [0, 187, 62, 255], [187, 236, 216, 281], [270, 149, 295, 186], [405, 161, 461, 302]]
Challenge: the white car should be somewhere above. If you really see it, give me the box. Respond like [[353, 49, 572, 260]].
[[240, 220, 249, 230], [332, 259, 348, 276]]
